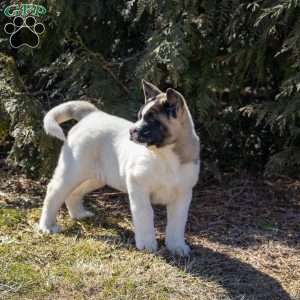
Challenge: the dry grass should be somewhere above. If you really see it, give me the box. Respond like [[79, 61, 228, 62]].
[[0, 168, 299, 300]]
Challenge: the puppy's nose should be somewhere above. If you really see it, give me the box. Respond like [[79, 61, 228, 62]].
[[129, 127, 138, 135]]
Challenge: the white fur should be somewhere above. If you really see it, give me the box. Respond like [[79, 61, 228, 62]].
[[39, 102, 200, 256], [43, 101, 97, 141]]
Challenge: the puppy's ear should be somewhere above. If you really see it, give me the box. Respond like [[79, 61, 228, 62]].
[[166, 88, 184, 109], [142, 79, 162, 103]]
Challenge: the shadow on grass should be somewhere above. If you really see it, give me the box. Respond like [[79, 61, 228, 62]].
[[166, 245, 291, 300], [64, 214, 291, 300]]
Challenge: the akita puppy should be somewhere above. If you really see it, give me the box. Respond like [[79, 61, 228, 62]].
[[39, 80, 200, 256]]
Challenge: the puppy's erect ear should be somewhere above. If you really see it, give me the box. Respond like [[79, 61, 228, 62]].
[[166, 88, 184, 109], [142, 79, 162, 103]]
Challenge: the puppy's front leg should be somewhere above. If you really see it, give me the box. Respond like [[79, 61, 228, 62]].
[[166, 190, 192, 256], [127, 183, 157, 252]]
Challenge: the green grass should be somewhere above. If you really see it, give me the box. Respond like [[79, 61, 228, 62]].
[[0, 207, 224, 300]]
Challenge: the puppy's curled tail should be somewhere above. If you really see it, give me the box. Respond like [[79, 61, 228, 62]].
[[44, 101, 98, 141]]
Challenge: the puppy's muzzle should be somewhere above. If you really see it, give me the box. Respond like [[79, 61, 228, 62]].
[[129, 127, 138, 141], [129, 126, 150, 144]]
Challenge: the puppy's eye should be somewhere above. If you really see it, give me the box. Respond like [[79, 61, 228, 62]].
[[146, 112, 154, 120]]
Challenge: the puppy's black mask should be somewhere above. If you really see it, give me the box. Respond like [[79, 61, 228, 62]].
[[130, 89, 180, 147], [130, 110, 167, 147]]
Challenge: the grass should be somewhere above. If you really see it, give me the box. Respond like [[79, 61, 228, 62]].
[[0, 170, 299, 300]]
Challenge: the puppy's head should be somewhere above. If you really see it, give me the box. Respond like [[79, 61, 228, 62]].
[[129, 80, 186, 148]]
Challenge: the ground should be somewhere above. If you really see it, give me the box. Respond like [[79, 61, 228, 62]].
[[0, 166, 299, 300]]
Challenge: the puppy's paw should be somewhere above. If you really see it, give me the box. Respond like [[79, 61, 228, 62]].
[[38, 223, 61, 234], [166, 240, 191, 256], [71, 209, 95, 220], [136, 237, 158, 253]]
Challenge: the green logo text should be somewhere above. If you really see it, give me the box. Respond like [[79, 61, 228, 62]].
[[4, 4, 47, 17]]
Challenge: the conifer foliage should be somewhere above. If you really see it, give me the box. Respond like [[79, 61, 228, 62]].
[[1, 0, 300, 176], [133, 0, 300, 175]]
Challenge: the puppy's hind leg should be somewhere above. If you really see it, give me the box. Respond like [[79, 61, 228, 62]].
[[39, 146, 87, 234], [66, 179, 104, 220]]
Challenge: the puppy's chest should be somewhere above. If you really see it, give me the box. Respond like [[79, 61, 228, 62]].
[[131, 146, 200, 205], [149, 163, 197, 205], [150, 184, 181, 205]]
